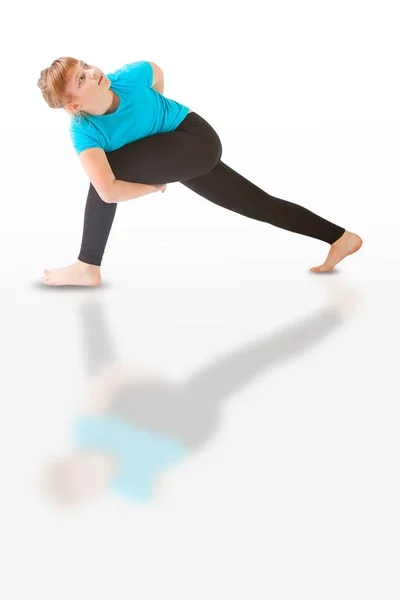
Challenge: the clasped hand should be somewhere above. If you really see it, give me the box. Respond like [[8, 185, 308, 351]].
[[153, 183, 167, 194]]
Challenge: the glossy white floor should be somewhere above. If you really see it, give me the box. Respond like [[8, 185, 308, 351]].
[[1, 198, 399, 597], [7, 0, 400, 592]]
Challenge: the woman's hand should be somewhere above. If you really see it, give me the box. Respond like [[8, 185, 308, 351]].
[[153, 183, 167, 194]]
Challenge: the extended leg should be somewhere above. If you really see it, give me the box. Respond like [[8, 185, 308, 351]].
[[181, 160, 362, 270]]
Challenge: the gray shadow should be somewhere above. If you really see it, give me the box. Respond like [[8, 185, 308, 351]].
[[41, 276, 365, 507], [30, 280, 112, 291]]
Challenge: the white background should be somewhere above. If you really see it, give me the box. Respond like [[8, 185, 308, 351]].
[[0, 0, 399, 598]]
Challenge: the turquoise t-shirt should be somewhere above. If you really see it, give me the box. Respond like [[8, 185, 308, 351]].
[[71, 415, 188, 503], [69, 61, 191, 155]]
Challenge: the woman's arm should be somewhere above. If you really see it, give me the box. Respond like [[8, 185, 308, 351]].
[[107, 180, 157, 204], [151, 80, 164, 95]]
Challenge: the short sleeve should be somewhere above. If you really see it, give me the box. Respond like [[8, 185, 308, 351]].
[[70, 119, 102, 155], [119, 61, 153, 89]]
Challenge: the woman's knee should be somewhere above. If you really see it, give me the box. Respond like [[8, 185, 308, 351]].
[[105, 119, 223, 182]]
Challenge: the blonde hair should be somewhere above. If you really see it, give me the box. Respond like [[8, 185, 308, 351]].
[[37, 57, 91, 124]]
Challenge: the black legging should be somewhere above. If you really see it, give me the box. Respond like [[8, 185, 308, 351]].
[[78, 111, 345, 266]]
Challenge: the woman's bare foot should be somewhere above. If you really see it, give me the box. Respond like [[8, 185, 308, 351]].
[[41, 259, 101, 286], [310, 230, 363, 273]]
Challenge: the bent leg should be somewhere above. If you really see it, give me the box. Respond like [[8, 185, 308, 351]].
[[78, 112, 222, 266], [78, 192, 117, 266]]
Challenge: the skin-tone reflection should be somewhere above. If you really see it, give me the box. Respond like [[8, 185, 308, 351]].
[[40, 278, 364, 508]]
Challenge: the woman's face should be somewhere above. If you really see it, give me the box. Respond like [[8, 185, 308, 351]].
[[66, 60, 109, 110]]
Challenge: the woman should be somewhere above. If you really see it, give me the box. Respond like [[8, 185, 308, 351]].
[[37, 58, 362, 286]]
